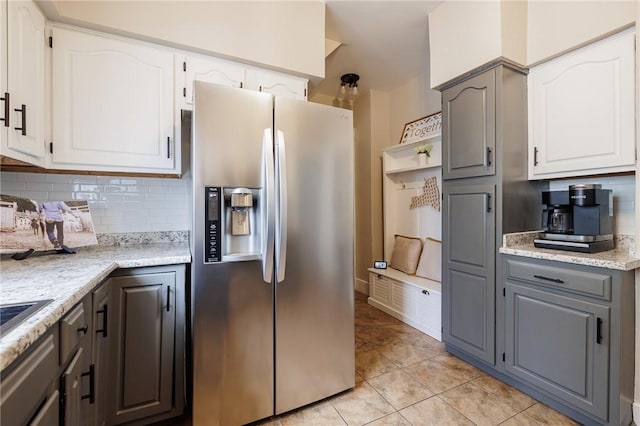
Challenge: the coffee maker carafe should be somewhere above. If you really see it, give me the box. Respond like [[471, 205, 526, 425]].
[[542, 205, 573, 234], [535, 184, 614, 253]]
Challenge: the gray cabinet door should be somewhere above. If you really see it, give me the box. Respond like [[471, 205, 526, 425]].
[[442, 69, 496, 180], [442, 183, 496, 364], [505, 282, 609, 419], [107, 271, 176, 425], [62, 347, 85, 426], [30, 390, 60, 426], [0, 331, 58, 426], [92, 281, 111, 426]]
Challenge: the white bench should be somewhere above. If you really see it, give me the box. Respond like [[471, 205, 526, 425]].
[[367, 267, 442, 341]]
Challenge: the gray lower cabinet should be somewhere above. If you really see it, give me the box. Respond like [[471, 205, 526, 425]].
[[62, 347, 87, 425], [0, 328, 59, 425], [60, 296, 92, 426], [442, 183, 495, 363], [92, 280, 111, 426], [502, 255, 635, 425], [0, 263, 186, 426], [106, 264, 186, 426]]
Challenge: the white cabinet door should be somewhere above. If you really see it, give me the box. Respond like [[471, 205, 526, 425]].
[[528, 29, 635, 180], [250, 69, 307, 100], [51, 27, 178, 174], [1, 0, 45, 164], [177, 55, 245, 110], [0, 1, 6, 152]]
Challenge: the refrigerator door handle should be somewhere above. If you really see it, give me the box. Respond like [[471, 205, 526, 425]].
[[275, 129, 288, 282], [262, 128, 276, 283]]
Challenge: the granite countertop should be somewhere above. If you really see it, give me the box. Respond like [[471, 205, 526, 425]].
[[0, 242, 191, 371], [500, 231, 640, 271]]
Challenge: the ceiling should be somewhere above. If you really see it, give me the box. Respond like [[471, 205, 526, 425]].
[[310, 1, 445, 99]]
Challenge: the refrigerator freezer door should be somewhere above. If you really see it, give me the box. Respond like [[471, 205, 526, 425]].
[[191, 81, 275, 425], [191, 261, 274, 426], [274, 98, 355, 414]]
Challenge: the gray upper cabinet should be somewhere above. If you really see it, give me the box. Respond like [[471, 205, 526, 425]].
[[442, 69, 496, 180], [442, 183, 496, 363]]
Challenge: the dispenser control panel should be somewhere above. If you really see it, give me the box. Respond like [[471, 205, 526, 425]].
[[205, 186, 221, 263]]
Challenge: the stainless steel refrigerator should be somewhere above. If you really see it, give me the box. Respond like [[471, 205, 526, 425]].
[[190, 81, 355, 426]]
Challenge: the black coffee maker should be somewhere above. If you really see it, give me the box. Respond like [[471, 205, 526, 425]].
[[534, 184, 614, 253]]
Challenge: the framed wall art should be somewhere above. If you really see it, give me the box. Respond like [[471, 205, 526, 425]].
[[399, 112, 442, 144]]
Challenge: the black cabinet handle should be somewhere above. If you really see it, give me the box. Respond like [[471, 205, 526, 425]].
[[81, 364, 95, 403], [596, 318, 603, 344], [77, 324, 88, 334], [421, 289, 430, 295], [533, 147, 539, 166], [486, 147, 492, 166], [533, 274, 564, 284], [167, 286, 171, 312], [96, 305, 108, 337], [486, 194, 492, 213], [0, 92, 8, 127], [167, 137, 171, 159], [14, 104, 26, 135]]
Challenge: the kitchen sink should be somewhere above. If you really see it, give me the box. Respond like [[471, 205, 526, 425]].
[[0, 300, 52, 337]]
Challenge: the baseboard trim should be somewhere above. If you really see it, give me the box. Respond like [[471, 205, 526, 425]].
[[633, 401, 639, 424], [354, 277, 369, 295]]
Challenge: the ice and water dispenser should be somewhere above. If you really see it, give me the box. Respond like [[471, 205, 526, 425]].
[[204, 186, 262, 263]]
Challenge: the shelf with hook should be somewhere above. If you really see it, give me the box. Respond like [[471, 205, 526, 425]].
[[382, 134, 442, 175]]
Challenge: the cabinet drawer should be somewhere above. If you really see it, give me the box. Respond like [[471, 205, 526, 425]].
[[0, 331, 58, 425], [30, 390, 60, 426], [60, 303, 87, 362], [505, 258, 611, 300]]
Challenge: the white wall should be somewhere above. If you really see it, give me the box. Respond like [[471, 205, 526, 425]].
[[501, 0, 527, 65], [353, 91, 373, 291], [388, 73, 442, 147], [369, 90, 391, 265], [40, 0, 325, 78], [428, 0, 503, 88], [428, 0, 634, 87], [527, 1, 635, 65], [0, 172, 190, 233]]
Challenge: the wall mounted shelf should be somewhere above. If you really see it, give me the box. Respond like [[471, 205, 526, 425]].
[[382, 134, 442, 175]]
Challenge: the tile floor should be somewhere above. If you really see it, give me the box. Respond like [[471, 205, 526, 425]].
[[254, 292, 578, 426]]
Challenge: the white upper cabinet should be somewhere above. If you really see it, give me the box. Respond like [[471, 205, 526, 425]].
[[249, 69, 307, 100], [177, 55, 308, 108], [0, 0, 45, 165], [528, 29, 636, 180], [50, 26, 178, 174], [176, 54, 245, 110]]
